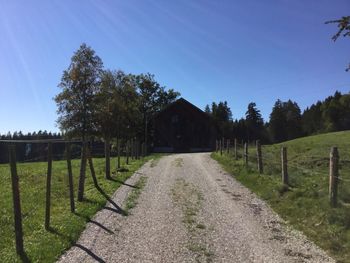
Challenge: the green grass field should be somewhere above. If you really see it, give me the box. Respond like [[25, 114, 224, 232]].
[[0, 154, 159, 262], [212, 131, 350, 263]]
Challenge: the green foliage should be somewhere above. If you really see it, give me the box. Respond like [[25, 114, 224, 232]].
[[245, 102, 264, 141], [326, 16, 350, 71], [135, 73, 180, 143], [302, 91, 350, 135], [55, 43, 103, 139], [207, 101, 232, 138], [212, 131, 350, 262], [269, 99, 302, 143], [54, 43, 180, 143], [0, 155, 155, 262], [95, 70, 140, 140], [208, 90, 350, 145]]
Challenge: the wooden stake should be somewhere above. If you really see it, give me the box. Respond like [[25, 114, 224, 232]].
[[244, 143, 248, 166], [227, 139, 230, 154], [234, 138, 238, 160], [87, 148, 98, 187], [66, 143, 75, 213], [329, 147, 339, 207], [117, 138, 121, 169], [220, 139, 223, 155], [281, 147, 288, 185], [136, 139, 139, 160], [77, 141, 87, 202], [126, 141, 129, 165], [132, 139, 135, 160], [256, 140, 263, 174], [45, 142, 52, 230], [105, 138, 111, 179], [9, 145, 24, 256]]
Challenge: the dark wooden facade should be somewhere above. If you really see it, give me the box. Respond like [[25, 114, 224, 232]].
[[152, 98, 216, 153]]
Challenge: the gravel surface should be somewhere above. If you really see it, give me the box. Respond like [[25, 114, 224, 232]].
[[57, 153, 335, 263]]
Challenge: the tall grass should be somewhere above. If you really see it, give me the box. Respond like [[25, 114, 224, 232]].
[[212, 131, 350, 263]]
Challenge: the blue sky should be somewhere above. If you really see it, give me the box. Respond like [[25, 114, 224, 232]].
[[0, 0, 349, 134]]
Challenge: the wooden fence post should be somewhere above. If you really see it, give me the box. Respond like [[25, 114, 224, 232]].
[[9, 145, 24, 256], [234, 139, 238, 160], [136, 139, 140, 160], [87, 148, 99, 187], [126, 141, 130, 165], [141, 142, 144, 158], [132, 138, 135, 160], [45, 142, 52, 230], [66, 143, 75, 213], [117, 138, 121, 169], [281, 147, 288, 185], [142, 142, 146, 158], [134, 139, 137, 160], [227, 139, 230, 154], [244, 143, 248, 166], [329, 147, 339, 207], [256, 140, 263, 174], [220, 139, 223, 155], [133, 138, 136, 160], [105, 138, 111, 179], [134, 138, 137, 160], [77, 141, 87, 202]]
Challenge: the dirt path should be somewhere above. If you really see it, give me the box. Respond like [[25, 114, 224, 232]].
[[58, 153, 334, 263]]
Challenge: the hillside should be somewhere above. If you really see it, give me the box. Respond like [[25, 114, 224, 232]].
[[212, 131, 350, 263]]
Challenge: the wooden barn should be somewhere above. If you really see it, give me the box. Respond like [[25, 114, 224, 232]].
[[152, 98, 216, 153]]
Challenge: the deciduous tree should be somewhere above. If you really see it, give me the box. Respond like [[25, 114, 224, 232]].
[[55, 43, 103, 201]]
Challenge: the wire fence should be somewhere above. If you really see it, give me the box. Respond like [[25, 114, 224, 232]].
[[0, 137, 148, 259], [215, 138, 350, 206]]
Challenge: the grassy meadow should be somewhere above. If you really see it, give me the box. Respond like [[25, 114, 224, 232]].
[[212, 131, 350, 263], [0, 153, 159, 262]]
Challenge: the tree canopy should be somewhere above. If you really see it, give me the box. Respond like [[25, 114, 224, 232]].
[[55, 43, 103, 139], [326, 16, 350, 71]]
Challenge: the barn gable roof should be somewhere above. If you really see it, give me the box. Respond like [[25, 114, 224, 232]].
[[156, 98, 211, 120]]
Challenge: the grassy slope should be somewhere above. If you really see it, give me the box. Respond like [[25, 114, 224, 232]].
[[212, 131, 350, 263], [0, 154, 160, 262]]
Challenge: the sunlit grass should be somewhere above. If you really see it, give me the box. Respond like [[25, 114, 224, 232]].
[[0, 154, 160, 262], [212, 130, 350, 263]]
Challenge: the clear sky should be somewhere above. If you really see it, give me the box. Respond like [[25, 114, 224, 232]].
[[0, 0, 349, 134]]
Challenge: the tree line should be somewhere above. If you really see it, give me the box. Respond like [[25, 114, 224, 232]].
[[0, 131, 114, 163], [0, 43, 181, 201], [57, 43, 181, 201], [205, 90, 350, 144]]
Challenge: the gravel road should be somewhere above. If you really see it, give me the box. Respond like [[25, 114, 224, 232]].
[[58, 153, 334, 263]]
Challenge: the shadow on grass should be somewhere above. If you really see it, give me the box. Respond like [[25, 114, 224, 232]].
[[48, 226, 107, 262], [82, 177, 127, 216], [19, 251, 30, 263], [73, 244, 106, 263], [95, 184, 127, 216], [107, 177, 139, 189]]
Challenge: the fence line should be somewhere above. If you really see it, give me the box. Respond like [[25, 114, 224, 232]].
[[2, 137, 148, 259], [217, 138, 350, 208]]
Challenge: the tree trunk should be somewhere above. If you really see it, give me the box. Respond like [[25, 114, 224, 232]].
[[117, 138, 121, 169], [105, 137, 111, 179], [77, 141, 87, 202]]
